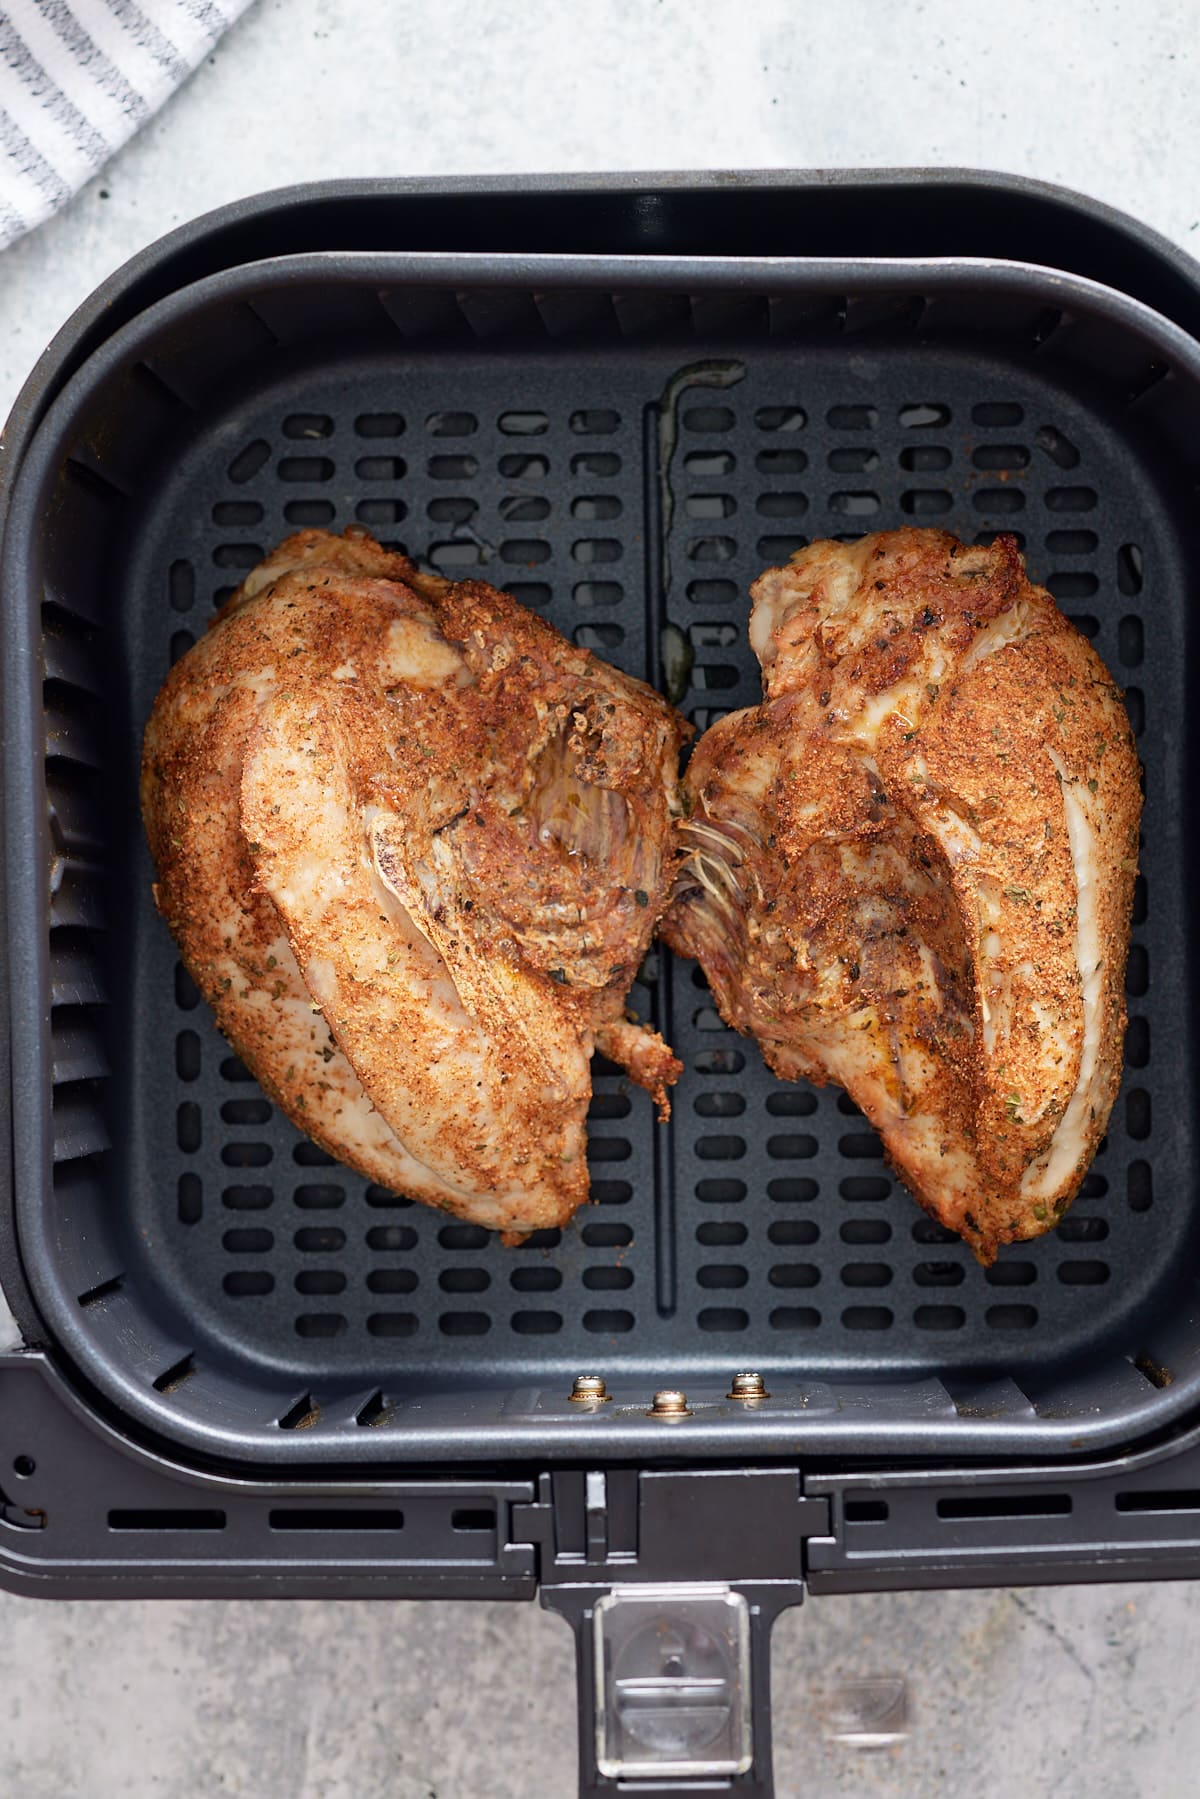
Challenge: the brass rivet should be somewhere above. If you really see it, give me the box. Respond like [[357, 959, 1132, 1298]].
[[728, 1371, 770, 1401], [648, 1388, 692, 1418], [569, 1374, 611, 1404]]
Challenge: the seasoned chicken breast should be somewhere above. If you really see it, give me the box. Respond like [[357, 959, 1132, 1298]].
[[142, 528, 687, 1236], [663, 529, 1141, 1262]]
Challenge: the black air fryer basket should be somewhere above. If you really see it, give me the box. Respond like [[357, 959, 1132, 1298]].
[[3, 171, 1200, 1796]]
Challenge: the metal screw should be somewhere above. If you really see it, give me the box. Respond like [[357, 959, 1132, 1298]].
[[569, 1374, 611, 1404], [728, 1371, 770, 1401], [647, 1388, 692, 1419]]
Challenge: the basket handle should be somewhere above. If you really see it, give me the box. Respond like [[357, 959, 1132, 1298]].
[[543, 1578, 790, 1798]]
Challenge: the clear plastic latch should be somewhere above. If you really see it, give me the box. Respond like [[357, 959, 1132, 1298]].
[[593, 1583, 753, 1780]]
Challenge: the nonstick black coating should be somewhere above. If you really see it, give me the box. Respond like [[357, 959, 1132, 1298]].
[[5, 253, 1198, 1464]]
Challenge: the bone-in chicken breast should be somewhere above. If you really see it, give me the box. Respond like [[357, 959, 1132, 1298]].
[[142, 528, 687, 1236], [663, 529, 1141, 1262]]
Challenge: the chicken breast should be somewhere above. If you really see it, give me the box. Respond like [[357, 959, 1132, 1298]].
[[662, 529, 1141, 1262], [142, 528, 687, 1236]]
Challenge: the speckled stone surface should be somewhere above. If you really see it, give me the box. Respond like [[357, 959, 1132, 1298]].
[[0, 1581, 1196, 1796], [2, 2, 1200, 1792]]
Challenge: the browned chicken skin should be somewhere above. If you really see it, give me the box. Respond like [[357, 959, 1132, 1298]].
[[663, 529, 1141, 1262], [142, 528, 687, 1236]]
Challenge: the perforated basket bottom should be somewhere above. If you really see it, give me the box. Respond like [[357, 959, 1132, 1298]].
[[94, 332, 1175, 1398]]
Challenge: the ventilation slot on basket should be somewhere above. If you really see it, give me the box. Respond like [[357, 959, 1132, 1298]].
[[279, 456, 333, 483], [1115, 1490, 1200, 1513], [914, 1259, 962, 1284], [976, 444, 1033, 477], [985, 1305, 1038, 1330], [295, 1311, 347, 1341], [296, 1225, 345, 1253], [1056, 1215, 1109, 1244], [224, 1271, 273, 1297], [452, 1507, 495, 1532], [223, 1185, 270, 1211], [698, 1222, 748, 1247], [152, 1353, 196, 1395], [689, 450, 736, 475], [295, 1184, 344, 1210], [572, 410, 618, 437], [512, 1306, 565, 1332], [937, 1494, 1071, 1521], [78, 1275, 122, 1308], [168, 559, 195, 611], [584, 1310, 634, 1334], [842, 1307, 893, 1330], [914, 1306, 965, 1331], [277, 1394, 319, 1431], [366, 1225, 417, 1252], [844, 1499, 889, 1523], [283, 413, 333, 440], [770, 1308, 819, 1330], [177, 1174, 201, 1224], [501, 451, 548, 478], [843, 1177, 890, 1202], [699, 1265, 748, 1289], [439, 1269, 489, 1293], [512, 1266, 562, 1292], [268, 1509, 405, 1531], [363, 1266, 415, 1295], [109, 1509, 225, 1531], [1045, 486, 1098, 512], [841, 1219, 890, 1246], [755, 405, 805, 432], [426, 411, 475, 436], [768, 1178, 817, 1203], [355, 1391, 392, 1428], [826, 404, 875, 430], [1126, 362, 1171, 407], [1117, 542, 1144, 594], [357, 412, 405, 437], [499, 410, 548, 436], [898, 402, 950, 429], [227, 440, 269, 483], [697, 1179, 746, 1203], [365, 1184, 413, 1210], [985, 1262, 1035, 1287], [1133, 1353, 1172, 1389], [225, 1228, 272, 1254], [367, 1313, 418, 1338], [440, 1312, 491, 1336], [833, 446, 881, 473]]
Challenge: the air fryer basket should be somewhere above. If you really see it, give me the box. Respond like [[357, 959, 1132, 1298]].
[[4, 248, 1199, 1470]]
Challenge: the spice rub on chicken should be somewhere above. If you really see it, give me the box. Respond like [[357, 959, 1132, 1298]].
[[142, 528, 687, 1237], [663, 528, 1141, 1263]]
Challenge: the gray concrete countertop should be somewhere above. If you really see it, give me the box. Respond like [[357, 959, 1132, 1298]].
[[3, 2, 1200, 1794]]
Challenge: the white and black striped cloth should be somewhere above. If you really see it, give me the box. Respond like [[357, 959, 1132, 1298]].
[[1, 0, 250, 252]]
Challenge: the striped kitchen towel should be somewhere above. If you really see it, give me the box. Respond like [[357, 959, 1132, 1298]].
[[1, 0, 252, 252]]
